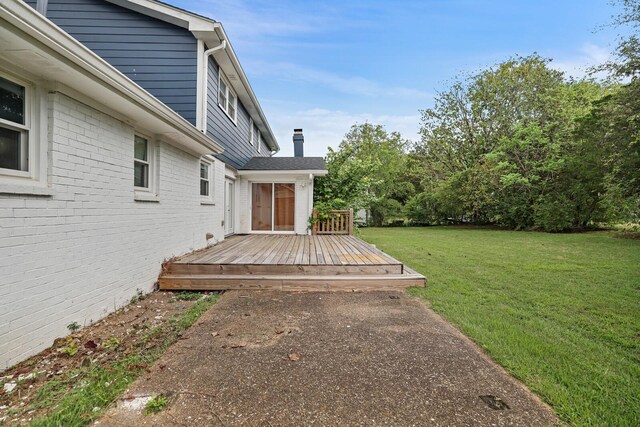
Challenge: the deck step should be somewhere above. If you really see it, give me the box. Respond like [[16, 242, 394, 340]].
[[159, 272, 426, 292], [165, 263, 404, 276]]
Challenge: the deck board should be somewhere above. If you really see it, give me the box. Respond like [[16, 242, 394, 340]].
[[175, 235, 407, 267]]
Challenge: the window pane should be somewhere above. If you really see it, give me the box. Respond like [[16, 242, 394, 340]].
[[219, 92, 227, 109], [0, 76, 25, 125], [219, 80, 227, 107], [0, 126, 24, 171], [134, 161, 148, 188], [228, 93, 236, 119], [253, 125, 259, 146], [251, 183, 272, 231], [200, 162, 208, 179], [274, 184, 295, 231], [134, 135, 147, 161], [200, 179, 209, 196]]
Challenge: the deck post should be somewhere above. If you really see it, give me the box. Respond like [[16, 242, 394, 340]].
[[312, 208, 317, 235], [349, 208, 354, 235]]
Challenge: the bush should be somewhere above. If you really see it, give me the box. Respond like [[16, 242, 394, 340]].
[[370, 198, 403, 226], [532, 194, 575, 231], [405, 192, 442, 225]]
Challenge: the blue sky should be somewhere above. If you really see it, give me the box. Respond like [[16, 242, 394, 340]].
[[177, 0, 627, 157]]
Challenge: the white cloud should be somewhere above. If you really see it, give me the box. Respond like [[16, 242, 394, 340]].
[[267, 108, 421, 157], [192, 0, 345, 41], [552, 43, 611, 78], [248, 61, 433, 99]]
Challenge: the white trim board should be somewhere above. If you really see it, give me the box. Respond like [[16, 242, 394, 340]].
[[238, 170, 328, 177]]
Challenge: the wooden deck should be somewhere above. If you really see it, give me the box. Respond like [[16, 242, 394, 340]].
[[159, 235, 426, 291]]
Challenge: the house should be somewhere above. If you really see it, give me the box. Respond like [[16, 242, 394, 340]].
[[0, 0, 327, 369]]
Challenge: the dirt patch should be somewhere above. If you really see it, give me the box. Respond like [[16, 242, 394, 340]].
[[0, 290, 216, 425]]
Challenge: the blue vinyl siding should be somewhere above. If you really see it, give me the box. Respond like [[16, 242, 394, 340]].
[[44, 0, 197, 125], [24, 0, 37, 8], [206, 56, 270, 169]]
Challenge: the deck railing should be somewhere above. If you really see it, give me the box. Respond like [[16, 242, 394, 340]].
[[312, 208, 354, 235]]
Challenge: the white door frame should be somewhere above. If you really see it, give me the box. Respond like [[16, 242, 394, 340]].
[[249, 181, 296, 234], [224, 178, 235, 236]]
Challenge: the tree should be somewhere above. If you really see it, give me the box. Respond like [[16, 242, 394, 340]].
[[314, 123, 410, 226], [412, 55, 608, 230], [581, 0, 640, 221], [321, 2, 639, 231]]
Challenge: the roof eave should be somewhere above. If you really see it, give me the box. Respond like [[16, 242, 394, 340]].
[[238, 169, 328, 176], [105, 0, 217, 31], [1, 0, 224, 156], [198, 24, 279, 153], [105, 0, 280, 154]]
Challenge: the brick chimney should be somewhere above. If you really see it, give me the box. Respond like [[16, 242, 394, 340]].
[[293, 128, 304, 157]]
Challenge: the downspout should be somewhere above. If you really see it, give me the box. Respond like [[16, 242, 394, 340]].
[[200, 40, 227, 133], [36, 0, 48, 15], [204, 40, 227, 58]]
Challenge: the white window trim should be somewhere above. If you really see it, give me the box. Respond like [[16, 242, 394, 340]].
[[257, 131, 261, 154], [133, 132, 159, 202], [200, 157, 215, 205], [0, 68, 48, 196], [217, 71, 237, 125]]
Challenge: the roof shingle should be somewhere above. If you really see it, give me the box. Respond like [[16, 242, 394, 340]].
[[240, 157, 327, 171]]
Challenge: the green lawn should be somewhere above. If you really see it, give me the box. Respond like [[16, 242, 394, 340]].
[[359, 227, 640, 427]]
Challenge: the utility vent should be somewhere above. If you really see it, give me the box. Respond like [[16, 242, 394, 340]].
[[227, 74, 238, 81]]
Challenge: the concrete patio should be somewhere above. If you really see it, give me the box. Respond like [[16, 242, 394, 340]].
[[98, 291, 557, 426]]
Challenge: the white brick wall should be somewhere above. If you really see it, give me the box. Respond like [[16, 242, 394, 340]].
[[0, 93, 224, 369]]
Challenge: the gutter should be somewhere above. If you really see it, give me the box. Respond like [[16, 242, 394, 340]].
[[237, 169, 328, 176], [204, 40, 226, 57]]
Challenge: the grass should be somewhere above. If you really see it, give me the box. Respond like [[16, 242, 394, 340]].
[[144, 393, 169, 415], [28, 295, 217, 427], [359, 226, 640, 427], [175, 291, 206, 301]]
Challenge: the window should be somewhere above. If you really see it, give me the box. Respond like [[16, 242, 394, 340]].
[[218, 72, 237, 122], [256, 129, 261, 154], [134, 135, 149, 188], [0, 75, 28, 172], [251, 183, 295, 232], [0, 69, 49, 194], [200, 161, 210, 196], [200, 158, 214, 204], [250, 120, 260, 149], [133, 134, 158, 201], [249, 118, 254, 146]]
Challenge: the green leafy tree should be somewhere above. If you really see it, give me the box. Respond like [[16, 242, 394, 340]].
[[414, 55, 608, 230], [583, 0, 640, 221], [314, 123, 410, 225]]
